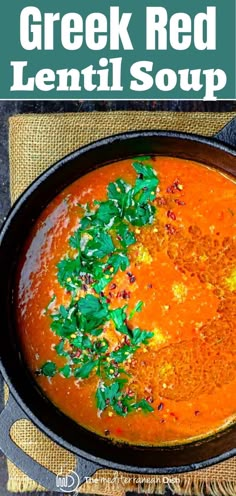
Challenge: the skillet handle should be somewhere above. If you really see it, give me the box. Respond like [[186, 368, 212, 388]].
[[214, 117, 236, 145], [0, 394, 101, 491]]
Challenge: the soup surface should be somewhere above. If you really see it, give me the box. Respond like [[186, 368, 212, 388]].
[[16, 156, 236, 446]]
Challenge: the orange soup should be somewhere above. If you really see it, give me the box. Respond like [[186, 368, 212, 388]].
[[16, 156, 236, 446]]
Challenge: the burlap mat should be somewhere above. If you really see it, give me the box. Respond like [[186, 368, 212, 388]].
[[6, 111, 236, 496]]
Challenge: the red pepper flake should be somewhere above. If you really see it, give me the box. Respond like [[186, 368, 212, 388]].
[[146, 396, 154, 404], [157, 197, 167, 206], [165, 224, 176, 235], [167, 210, 176, 221], [170, 412, 178, 420], [195, 410, 200, 416], [82, 275, 88, 284], [75, 350, 82, 357], [127, 389, 134, 398], [104, 264, 112, 272], [124, 335, 131, 345], [110, 283, 117, 290], [175, 199, 186, 206], [106, 298, 111, 304], [157, 402, 164, 411], [117, 290, 131, 300], [84, 274, 93, 285], [160, 419, 166, 424], [166, 178, 183, 194], [173, 179, 182, 189], [126, 272, 136, 284], [116, 428, 123, 435], [147, 283, 153, 289]]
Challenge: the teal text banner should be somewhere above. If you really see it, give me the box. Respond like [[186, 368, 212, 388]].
[[0, 0, 235, 99]]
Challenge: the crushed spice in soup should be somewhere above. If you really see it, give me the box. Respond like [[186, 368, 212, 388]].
[[16, 156, 236, 445]]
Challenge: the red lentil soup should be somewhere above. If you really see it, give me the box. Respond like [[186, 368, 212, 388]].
[[16, 156, 236, 446]]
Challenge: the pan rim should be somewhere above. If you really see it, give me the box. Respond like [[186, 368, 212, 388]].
[[1, 129, 236, 473]]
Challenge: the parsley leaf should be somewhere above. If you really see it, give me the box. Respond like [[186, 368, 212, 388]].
[[125, 203, 155, 227], [96, 386, 106, 411], [54, 340, 69, 357], [132, 156, 152, 162], [59, 365, 71, 378], [133, 161, 158, 179], [41, 361, 57, 377], [69, 229, 82, 250], [115, 222, 136, 248], [107, 178, 132, 204], [96, 381, 125, 412], [78, 295, 108, 320], [74, 359, 98, 379], [95, 201, 120, 227], [133, 162, 159, 203], [93, 276, 112, 293], [85, 232, 114, 258], [131, 328, 154, 346], [110, 306, 127, 330], [44, 159, 159, 418], [129, 301, 143, 320], [132, 399, 154, 413], [71, 335, 92, 349], [51, 306, 78, 338], [57, 256, 81, 291], [92, 339, 109, 354], [106, 252, 129, 275], [110, 345, 136, 363]]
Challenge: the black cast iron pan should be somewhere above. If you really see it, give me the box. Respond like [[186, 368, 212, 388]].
[[0, 120, 236, 491]]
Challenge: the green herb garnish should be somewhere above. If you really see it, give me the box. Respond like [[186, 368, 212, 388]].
[[129, 300, 144, 320], [96, 381, 154, 416], [40, 159, 159, 417], [59, 364, 71, 378], [40, 361, 57, 377]]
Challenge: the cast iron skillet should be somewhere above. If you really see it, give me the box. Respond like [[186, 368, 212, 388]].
[[0, 121, 236, 491]]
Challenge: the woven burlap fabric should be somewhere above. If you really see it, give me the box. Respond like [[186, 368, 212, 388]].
[[9, 111, 236, 203], [6, 110, 236, 495]]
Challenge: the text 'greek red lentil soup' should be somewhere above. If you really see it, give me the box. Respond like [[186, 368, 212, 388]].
[[16, 156, 236, 446]]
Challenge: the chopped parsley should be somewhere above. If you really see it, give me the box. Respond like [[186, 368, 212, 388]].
[[40, 361, 57, 377], [40, 159, 159, 417], [129, 300, 143, 320]]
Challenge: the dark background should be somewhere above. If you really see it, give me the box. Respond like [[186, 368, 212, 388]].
[[0, 100, 236, 496]]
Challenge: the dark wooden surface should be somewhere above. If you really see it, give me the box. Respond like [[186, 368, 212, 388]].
[[0, 100, 236, 495]]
